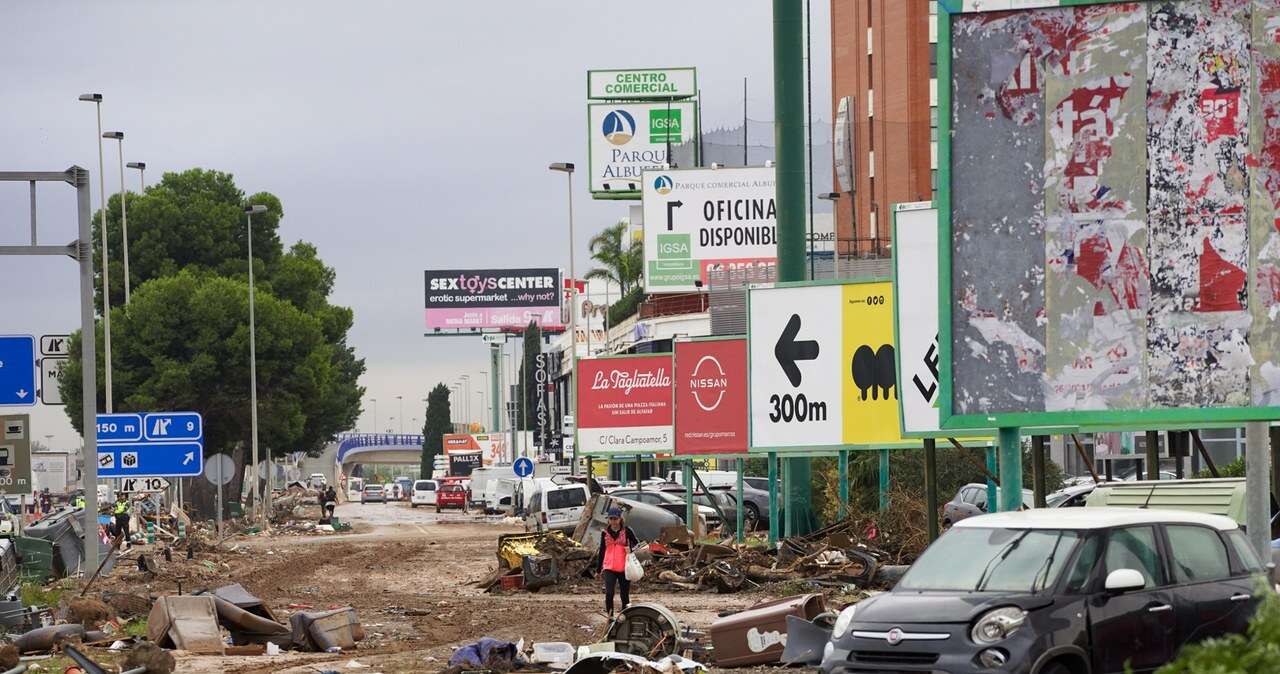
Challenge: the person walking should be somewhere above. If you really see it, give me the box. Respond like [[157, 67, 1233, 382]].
[[594, 506, 639, 617], [113, 492, 130, 542]]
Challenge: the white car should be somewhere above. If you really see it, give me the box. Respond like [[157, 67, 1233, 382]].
[[411, 480, 438, 508]]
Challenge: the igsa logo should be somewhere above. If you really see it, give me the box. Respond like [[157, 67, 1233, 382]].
[[689, 355, 729, 411], [653, 175, 673, 195], [602, 109, 636, 146]]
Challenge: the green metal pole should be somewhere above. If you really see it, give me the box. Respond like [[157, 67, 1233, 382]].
[[877, 449, 890, 511], [736, 458, 745, 543], [924, 438, 939, 541], [985, 446, 998, 512], [998, 428, 1023, 513], [490, 344, 501, 434], [838, 450, 849, 519], [1031, 435, 1046, 508], [683, 459, 694, 530], [782, 459, 793, 539], [768, 452, 779, 545], [774, 0, 814, 537]]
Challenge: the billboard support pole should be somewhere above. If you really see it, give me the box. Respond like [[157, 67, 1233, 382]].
[[1031, 435, 1047, 508], [735, 459, 745, 543], [985, 446, 998, 512], [774, 0, 814, 538], [1145, 431, 1160, 480], [683, 460, 694, 530], [924, 438, 939, 542], [490, 345, 501, 435], [837, 450, 849, 519], [877, 449, 889, 512], [1270, 427, 1280, 508], [767, 452, 779, 545], [997, 428, 1023, 513], [1246, 421, 1271, 558]]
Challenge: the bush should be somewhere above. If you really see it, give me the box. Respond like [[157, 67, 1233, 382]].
[[1196, 456, 1246, 479], [607, 287, 644, 326]]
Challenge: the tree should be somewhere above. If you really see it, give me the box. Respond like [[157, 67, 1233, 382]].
[[519, 321, 543, 431], [60, 271, 357, 514], [585, 220, 643, 295], [421, 383, 452, 478]]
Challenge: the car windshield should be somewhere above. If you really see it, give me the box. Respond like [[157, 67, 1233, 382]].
[[898, 528, 1080, 593]]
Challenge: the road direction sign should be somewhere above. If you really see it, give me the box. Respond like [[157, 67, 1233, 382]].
[[0, 336, 36, 407], [39, 357, 67, 405], [39, 335, 70, 357], [0, 414, 33, 493], [513, 457, 534, 478], [96, 411, 203, 477], [204, 454, 235, 486], [119, 476, 170, 493]]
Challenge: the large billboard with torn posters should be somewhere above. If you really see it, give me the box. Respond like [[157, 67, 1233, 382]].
[[939, 0, 1280, 428]]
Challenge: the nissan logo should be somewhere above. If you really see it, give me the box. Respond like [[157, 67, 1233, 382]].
[[885, 628, 904, 646]]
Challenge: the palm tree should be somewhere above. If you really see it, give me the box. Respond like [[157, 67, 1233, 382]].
[[586, 220, 642, 295]]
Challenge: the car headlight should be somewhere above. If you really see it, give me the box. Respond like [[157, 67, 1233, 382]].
[[971, 607, 1026, 645], [832, 603, 858, 639]]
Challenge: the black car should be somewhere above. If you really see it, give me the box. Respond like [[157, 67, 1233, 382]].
[[822, 507, 1264, 674]]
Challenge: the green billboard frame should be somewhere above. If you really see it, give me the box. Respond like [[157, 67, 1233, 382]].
[[935, 0, 1280, 433]]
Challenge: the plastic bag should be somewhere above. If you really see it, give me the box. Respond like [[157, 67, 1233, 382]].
[[625, 552, 644, 581]]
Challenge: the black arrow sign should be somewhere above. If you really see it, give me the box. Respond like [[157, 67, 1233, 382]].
[[665, 200, 683, 231], [774, 313, 820, 387]]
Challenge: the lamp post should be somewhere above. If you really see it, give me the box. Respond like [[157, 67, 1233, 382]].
[[818, 192, 842, 280], [126, 162, 145, 191], [103, 131, 131, 304], [396, 395, 403, 434], [450, 384, 461, 426], [478, 370, 489, 430], [460, 374, 471, 427], [245, 204, 267, 526], [79, 93, 113, 413], [548, 162, 578, 473]]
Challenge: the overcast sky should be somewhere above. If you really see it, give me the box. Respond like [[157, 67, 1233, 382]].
[[0, 1, 831, 449]]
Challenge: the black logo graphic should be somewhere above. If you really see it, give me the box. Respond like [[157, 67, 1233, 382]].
[[851, 344, 897, 401]]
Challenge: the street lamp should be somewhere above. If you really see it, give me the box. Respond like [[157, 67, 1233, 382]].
[[245, 204, 267, 526], [103, 131, 131, 304], [549, 162, 578, 473], [479, 370, 489, 430], [79, 93, 114, 413], [460, 374, 471, 426], [449, 385, 461, 426], [396, 395, 403, 434], [818, 192, 843, 280], [126, 162, 146, 191]]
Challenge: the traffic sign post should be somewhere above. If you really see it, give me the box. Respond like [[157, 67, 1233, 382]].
[[119, 476, 170, 493], [96, 412, 203, 478], [0, 336, 36, 407], [0, 415, 33, 494], [513, 457, 534, 478]]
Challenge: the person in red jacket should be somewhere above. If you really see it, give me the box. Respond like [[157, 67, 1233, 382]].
[[595, 506, 639, 616]]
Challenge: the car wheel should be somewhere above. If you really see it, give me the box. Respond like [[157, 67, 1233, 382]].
[[744, 503, 761, 526], [435, 505, 441, 513], [1038, 661, 1073, 674], [942, 518, 952, 529]]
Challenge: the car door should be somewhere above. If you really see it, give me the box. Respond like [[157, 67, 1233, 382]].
[[943, 487, 971, 523], [1163, 524, 1256, 647], [1087, 525, 1177, 674]]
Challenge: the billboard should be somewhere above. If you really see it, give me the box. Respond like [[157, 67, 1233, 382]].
[[748, 280, 921, 451], [424, 268, 562, 331], [941, 0, 1280, 428], [576, 355, 674, 455], [443, 433, 506, 467], [588, 68, 697, 100], [589, 101, 698, 195], [674, 339, 748, 455], [892, 203, 949, 436], [641, 166, 778, 292]]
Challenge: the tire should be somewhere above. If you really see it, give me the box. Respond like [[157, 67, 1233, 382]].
[[744, 503, 761, 526], [942, 519, 952, 530], [1038, 661, 1073, 674]]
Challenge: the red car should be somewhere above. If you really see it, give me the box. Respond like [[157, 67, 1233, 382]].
[[436, 483, 469, 513]]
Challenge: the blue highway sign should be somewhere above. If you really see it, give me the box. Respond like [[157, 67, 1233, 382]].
[[513, 456, 534, 478], [97, 411, 203, 478], [0, 336, 36, 407]]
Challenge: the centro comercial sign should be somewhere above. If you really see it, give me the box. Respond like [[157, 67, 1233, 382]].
[[588, 68, 696, 100]]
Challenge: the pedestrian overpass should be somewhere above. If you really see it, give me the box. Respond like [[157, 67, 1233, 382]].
[[334, 433, 425, 470]]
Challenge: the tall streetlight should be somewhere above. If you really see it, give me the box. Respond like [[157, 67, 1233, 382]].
[[460, 374, 471, 427], [103, 131, 131, 304], [478, 370, 489, 430], [126, 162, 146, 191], [79, 93, 114, 413], [450, 384, 461, 426], [818, 192, 842, 280], [549, 162, 577, 473], [420, 398, 429, 433], [396, 395, 404, 434], [245, 204, 267, 526]]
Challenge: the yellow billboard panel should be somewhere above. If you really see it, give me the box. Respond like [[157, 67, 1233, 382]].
[[841, 282, 905, 445]]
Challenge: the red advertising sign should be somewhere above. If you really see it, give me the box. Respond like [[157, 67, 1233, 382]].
[[674, 339, 748, 455], [576, 355, 673, 455]]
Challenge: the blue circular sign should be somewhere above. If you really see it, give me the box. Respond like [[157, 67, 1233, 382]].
[[513, 457, 534, 478]]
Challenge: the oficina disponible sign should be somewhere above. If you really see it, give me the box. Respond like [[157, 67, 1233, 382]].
[[576, 355, 673, 455], [423, 268, 563, 331], [674, 339, 747, 455]]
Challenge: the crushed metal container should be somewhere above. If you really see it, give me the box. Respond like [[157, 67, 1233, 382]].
[[289, 606, 364, 651], [148, 595, 225, 655], [709, 593, 826, 667]]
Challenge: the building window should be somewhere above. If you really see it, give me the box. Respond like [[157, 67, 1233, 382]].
[[930, 45, 938, 78], [931, 125, 938, 142], [930, 106, 938, 128], [929, 1, 937, 15], [931, 169, 938, 192], [867, 27, 873, 55]]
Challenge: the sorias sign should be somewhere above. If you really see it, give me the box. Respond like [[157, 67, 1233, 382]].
[[675, 339, 747, 455], [576, 355, 673, 455]]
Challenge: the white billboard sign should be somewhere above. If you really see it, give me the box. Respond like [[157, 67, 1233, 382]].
[[834, 96, 854, 193], [642, 166, 777, 293], [588, 101, 697, 195], [588, 68, 697, 100], [749, 284, 843, 448], [892, 203, 945, 436]]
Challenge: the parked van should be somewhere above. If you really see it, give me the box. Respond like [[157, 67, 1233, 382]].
[[665, 468, 738, 489], [522, 478, 590, 534], [345, 477, 364, 502], [1086, 478, 1249, 521], [469, 465, 517, 508], [485, 477, 520, 515], [411, 479, 438, 508]]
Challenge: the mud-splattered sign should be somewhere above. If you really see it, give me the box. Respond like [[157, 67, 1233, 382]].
[[943, 0, 1280, 427]]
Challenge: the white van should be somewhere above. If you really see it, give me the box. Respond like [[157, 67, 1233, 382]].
[[469, 465, 517, 508], [485, 478, 520, 515], [665, 469, 738, 489], [346, 477, 364, 502], [523, 478, 590, 534], [411, 479, 438, 508]]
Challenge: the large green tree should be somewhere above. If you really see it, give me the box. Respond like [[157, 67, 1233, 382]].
[[421, 383, 452, 478], [585, 220, 642, 295], [63, 169, 364, 515]]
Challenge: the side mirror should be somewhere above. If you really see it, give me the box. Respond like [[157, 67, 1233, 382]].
[[1104, 568, 1146, 594]]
